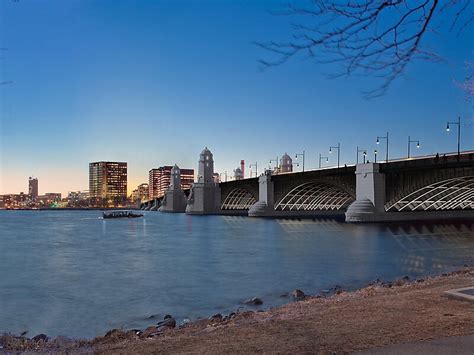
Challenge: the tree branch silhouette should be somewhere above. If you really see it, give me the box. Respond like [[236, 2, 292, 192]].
[[257, 0, 473, 98]]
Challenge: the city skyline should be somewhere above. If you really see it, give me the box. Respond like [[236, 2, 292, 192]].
[[1, 0, 473, 196]]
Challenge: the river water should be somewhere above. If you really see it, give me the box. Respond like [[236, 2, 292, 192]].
[[0, 210, 473, 339]]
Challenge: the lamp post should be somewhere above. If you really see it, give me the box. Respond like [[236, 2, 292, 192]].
[[374, 149, 378, 163], [269, 157, 279, 172], [319, 153, 329, 168], [446, 116, 461, 157], [295, 150, 305, 172], [220, 171, 227, 182], [407, 136, 420, 158], [356, 146, 367, 164], [376, 131, 389, 162], [329, 142, 341, 168], [249, 162, 258, 178]]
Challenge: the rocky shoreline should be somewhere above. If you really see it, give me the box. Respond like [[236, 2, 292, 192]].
[[1, 267, 473, 353]]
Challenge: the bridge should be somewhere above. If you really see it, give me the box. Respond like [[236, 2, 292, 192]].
[[141, 149, 474, 223]]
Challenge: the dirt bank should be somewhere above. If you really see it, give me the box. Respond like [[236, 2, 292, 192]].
[[2, 268, 473, 354]]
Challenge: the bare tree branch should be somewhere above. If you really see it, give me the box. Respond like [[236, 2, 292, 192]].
[[257, 0, 473, 98], [454, 60, 474, 99]]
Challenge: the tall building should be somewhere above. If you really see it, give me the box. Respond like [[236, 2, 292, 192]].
[[149, 166, 194, 199], [28, 177, 38, 201], [89, 162, 127, 203]]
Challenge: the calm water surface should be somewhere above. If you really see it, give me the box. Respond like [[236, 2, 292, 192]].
[[0, 210, 473, 338]]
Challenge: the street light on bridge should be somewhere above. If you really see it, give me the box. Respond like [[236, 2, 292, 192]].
[[356, 146, 367, 164], [374, 149, 378, 163], [295, 151, 305, 172], [446, 116, 461, 157], [269, 157, 279, 171], [318, 153, 329, 169], [249, 162, 258, 178], [407, 136, 420, 158], [329, 142, 341, 168], [376, 131, 389, 162]]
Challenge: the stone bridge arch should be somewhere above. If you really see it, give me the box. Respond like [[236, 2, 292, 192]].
[[385, 175, 474, 212], [384, 165, 474, 212], [220, 179, 259, 211], [274, 180, 355, 211], [221, 188, 257, 210]]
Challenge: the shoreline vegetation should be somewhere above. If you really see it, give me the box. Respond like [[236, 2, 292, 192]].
[[1, 268, 473, 354]]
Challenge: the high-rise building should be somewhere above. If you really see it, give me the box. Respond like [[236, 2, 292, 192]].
[[28, 177, 38, 201], [89, 162, 127, 203], [149, 166, 194, 199]]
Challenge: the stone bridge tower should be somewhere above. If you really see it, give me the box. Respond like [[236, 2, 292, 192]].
[[185, 147, 221, 215], [159, 164, 187, 213]]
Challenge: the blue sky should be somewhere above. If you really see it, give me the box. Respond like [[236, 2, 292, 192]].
[[1, 0, 472, 195]]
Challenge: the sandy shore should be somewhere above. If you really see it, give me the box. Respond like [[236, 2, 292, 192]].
[[2, 268, 473, 354]]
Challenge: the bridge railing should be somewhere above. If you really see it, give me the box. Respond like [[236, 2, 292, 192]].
[[381, 150, 474, 164]]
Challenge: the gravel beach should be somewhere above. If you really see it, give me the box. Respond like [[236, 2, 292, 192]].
[[2, 268, 473, 354]]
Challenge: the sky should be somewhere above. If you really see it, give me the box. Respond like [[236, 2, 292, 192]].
[[0, 0, 473, 196]]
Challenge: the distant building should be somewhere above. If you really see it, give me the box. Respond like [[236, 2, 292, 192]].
[[280, 153, 293, 173], [37, 193, 62, 207], [67, 190, 90, 206], [233, 167, 243, 180], [1, 192, 29, 209], [29, 177, 38, 201], [89, 162, 127, 204], [131, 183, 149, 203], [149, 166, 194, 199]]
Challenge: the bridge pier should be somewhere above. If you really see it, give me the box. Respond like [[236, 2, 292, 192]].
[[160, 165, 188, 213], [346, 163, 386, 222], [150, 199, 160, 211], [248, 170, 275, 217], [186, 147, 221, 215]]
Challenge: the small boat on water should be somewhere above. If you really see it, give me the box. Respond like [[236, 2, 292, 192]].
[[102, 210, 143, 219]]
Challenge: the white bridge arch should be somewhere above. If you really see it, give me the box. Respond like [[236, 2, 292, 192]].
[[386, 176, 474, 212], [221, 188, 257, 210], [275, 181, 355, 211]]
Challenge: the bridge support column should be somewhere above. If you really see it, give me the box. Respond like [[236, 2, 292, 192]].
[[186, 147, 221, 215], [249, 170, 274, 217], [160, 165, 188, 213], [150, 198, 160, 211], [346, 163, 386, 222]]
